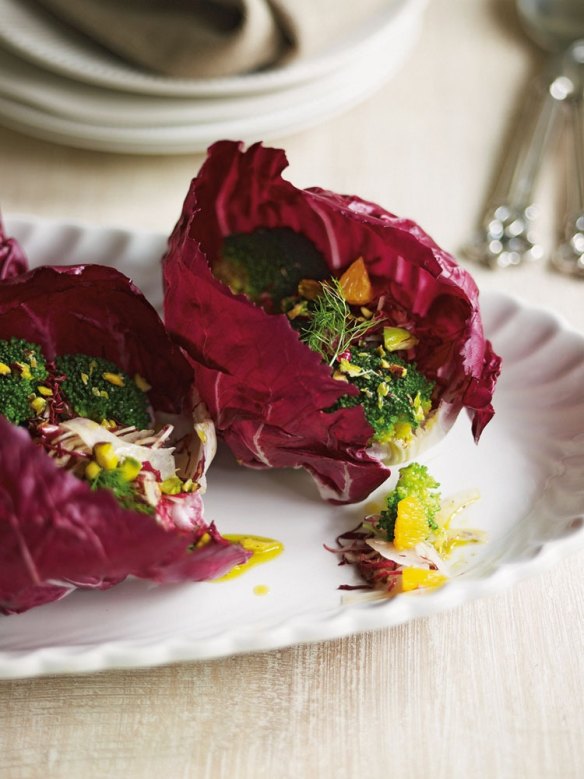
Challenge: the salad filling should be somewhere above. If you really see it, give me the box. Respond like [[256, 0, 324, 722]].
[[331, 463, 485, 600], [216, 233, 438, 458], [0, 337, 208, 523]]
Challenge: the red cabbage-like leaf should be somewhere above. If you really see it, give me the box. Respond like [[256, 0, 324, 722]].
[[0, 261, 249, 615], [163, 141, 501, 504]]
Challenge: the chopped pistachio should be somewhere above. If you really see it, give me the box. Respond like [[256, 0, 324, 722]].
[[134, 373, 151, 392], [377, 381, 390, 409], [195, 532, 211, 548], [383, 326, 419, 352], [332, 370, 349, 383], [339, 358, 364, 377], [286, 301, 309, 320], [386, 363, 407, 378], [30, 396, 47, 415], [102, 371, 125, 387], [94, 442, 119, 470], [85, 461, 102, 481], [15, 362, 32, 381], [160, 475, 183, 495], [413, 392, 426, 423], [119, 456, 141, 482]]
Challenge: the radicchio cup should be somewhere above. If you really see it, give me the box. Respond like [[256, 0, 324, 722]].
[[163, 142, 501, 505], [0, 224, 249, 615]]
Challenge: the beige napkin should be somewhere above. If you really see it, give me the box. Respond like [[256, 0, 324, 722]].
[[34, 0, 391, 79]]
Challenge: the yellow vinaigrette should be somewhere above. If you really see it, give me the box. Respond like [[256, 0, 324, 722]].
[[253, 585, 270, 596], [213, 535, 284, 582]]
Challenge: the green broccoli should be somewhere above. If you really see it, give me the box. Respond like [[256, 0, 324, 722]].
[[333, 348, 435, 445], [379, 462, 441, 540], [0, 337, 48, 424], [56, 354, 151, 429], [215, 227, 329, 308], [89, 467, 154, 515]]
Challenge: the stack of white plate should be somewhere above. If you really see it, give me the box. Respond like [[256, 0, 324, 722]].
[[0, 0, 428, 155]]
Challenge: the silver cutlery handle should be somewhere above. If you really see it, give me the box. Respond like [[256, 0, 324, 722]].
[[464, 67, 564, 269], [552, 83, 584, 276]]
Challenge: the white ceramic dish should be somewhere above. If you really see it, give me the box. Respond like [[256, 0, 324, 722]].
[[0, 6, 420, 157], [0, 215, 583, 680], [0, 0, 425, 98]]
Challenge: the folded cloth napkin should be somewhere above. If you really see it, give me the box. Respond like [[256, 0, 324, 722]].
[[33, 0, 391, 78]]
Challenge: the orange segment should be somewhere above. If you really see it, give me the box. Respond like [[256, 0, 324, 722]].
[[339, 257, 373, 305], [402, 568, 447, 592], [393, 496, 428, 551]]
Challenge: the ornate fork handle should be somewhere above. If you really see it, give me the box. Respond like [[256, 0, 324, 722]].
[[464, 63, 567, 269], [552, 48, 584, 277]]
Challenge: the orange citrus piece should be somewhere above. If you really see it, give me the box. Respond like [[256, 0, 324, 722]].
[[339, 257, 373, 305], [393, 496, 428, 551], [402, 568, 447, 592]]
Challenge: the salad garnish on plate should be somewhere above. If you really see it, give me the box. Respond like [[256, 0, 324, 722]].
[[330, 462, 485, 601]]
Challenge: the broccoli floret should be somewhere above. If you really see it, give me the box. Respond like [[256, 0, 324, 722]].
[[379, 463, 441, 540], [215, 228, 329, 308], [0, 337, 48, 424], [333, 348, 434, 445], [89, 468, 154, 516], [56, 354, 151, 429]]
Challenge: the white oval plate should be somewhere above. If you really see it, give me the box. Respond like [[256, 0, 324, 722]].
[[1, 215, 583, 679], [0, 0, 425, 98]]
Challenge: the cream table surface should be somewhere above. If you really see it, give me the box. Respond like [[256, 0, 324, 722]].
[[0, 0, 583, 777]]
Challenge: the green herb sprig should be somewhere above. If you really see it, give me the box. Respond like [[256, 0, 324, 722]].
[[301, 279, 378, 365]]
